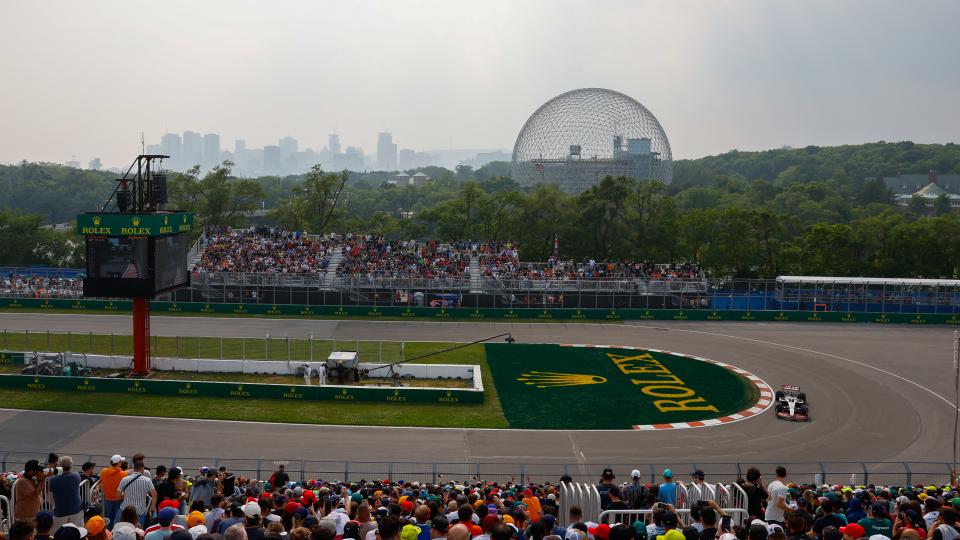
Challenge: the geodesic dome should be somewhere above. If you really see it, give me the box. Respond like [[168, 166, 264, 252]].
[[511, 88, 672, 193]]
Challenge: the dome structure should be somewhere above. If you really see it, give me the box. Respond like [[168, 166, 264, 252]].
[[511, 88, 672, 193]]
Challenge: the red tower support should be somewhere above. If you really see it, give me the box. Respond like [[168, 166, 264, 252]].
[[132, 297, 151, 375]]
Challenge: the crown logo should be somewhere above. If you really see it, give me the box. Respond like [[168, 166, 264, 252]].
[[182, 214, 187, 223], [341, 389, 348, 394], [237, 385, 243, 391], [163, 215, 169, 225], [446, 391, 452, 397], [290, 387, 296, 392], [185, 383, 192, 388], [132, 217, 141, 226], [92, 216, 101, 226], [83, 379, 89, 385], [34, 377, 39, 383], [134, 381, 140, 387], [393, 390, 400, 396], [517, 371, 607, 389]]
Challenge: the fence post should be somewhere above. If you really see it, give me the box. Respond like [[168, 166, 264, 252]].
[[432, 463, 437, 485], [67, 331, 71, 351], [242, 338, 245, 360], [111, 332, 115, 356], [47, 330, 50, 350], [257, 459, 262, 481], [860, 462, 869, 485], [300, 460, 305, 483], [818, 462, 827, 485], [344, 462, 350, 483], [176, 336, 180, 359], [379, 341, 383, 363], [25, 329, 29, 351], [2, 329, 6, 350], [519, 463, 525, 484], [265, 333, 270, 360], [388, 462, 393, 482], [286, 335, 290, 362], [309, 333, 313, 362], [89, 331, 93, 353]]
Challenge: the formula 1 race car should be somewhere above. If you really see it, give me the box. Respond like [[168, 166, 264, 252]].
[[774, 384, 809, 421]]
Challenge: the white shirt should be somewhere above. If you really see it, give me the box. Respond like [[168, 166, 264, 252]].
[[765, 479, 788, 522]]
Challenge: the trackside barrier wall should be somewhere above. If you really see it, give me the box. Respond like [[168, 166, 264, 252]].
[[3, 297, 960, 325], [0, 374, 483, 404], [560, 482, 602, 527]]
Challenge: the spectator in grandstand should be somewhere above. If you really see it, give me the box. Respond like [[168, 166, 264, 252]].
[[156, 468, 189, 511], [8, 520, 36, 540], [191, 469, 217, 508], [13, 459, 46, 521], [857, 502, 893, 538], [838, 523, 864, 540], [224, 524, 248, 540], [53, 524, 87, 540], [447, 524, 470, 540], [605, 486, 628, 512], [658, 470, 677, 507], [699, 508, 718, 540], [81, 462, 98, 484], [35, 512, 55, 540], [217, 505, 246, 535], [49, 456, 83, 529], [100, 456, 128, 529], [118, 458, 157, 527], [218, 466, 237, 498], [765, 467, 790, 525], [145, 508, 184, 540], [268, 465, 290, 492], [85, 516, 110, 540], [813, 497, 849, 537], [926, 500, 944, 529], [597, 469, 617, 509], [242, 502, 265, 540], [930, 508, 960, 540], [742, 468, 768, 522]]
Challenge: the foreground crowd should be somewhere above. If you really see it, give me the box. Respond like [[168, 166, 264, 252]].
[[0, 275, 82, 299], [3, 459, 960, 540]]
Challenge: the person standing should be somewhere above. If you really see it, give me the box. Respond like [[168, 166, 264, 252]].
[[49, 456, 83, 529], [742, 468, 768, 522], [268, 466, 289, 493], [658, 470, 677, 507], [13, 460, 46, 521], [100, 455, 127, 528], [764, 467, 789, 526], [118, 458, 158, 527]]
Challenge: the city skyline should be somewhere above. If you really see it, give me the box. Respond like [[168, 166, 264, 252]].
[[2, 1, 958, 168]]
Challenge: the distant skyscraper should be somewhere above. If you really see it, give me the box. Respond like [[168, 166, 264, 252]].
[[279, 136, 298, 159], [182, 131, 202, 168], [88, 157, 102, 171], [160, 133, 182, 165], [377, 132, 398, 170], [234, 140, 247, 171], [328, 133, 341, 155], [203, 133, 220, 169], [334, 146, 364, 171], [146, 144, 162, 156], [263, 145, 281, 174]]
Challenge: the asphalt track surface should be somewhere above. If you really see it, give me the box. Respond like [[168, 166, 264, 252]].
[[0, 313, 956, 466]]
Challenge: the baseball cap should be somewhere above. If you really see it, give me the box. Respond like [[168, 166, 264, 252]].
[[187, 511, 205, 528], [85, 516, 109, 537], [602, 468, 615, 479], [656, 531, 684, 540], [840, 524, 865, 538], [661, 513, 679, 529], [401, 525, 422, 540], [632, 521, 648, 540], [110, 454, 124, 465], [691, 470, 705, 481], [663, 469, 673, 478], [868, 536, 891, 540], [158, 507, 178, 525], [243, 501, 262, 518], [55, 523, 88, 540], [631, 470, 641, 479], [482, 514, 501, 531], [159, 499, 180, 511], [112, 524, 138, 540], [36, 511, 55, 531], [589, 524, 612, 540], [188, 525, 208, 540], [951, 497, 960, 509]]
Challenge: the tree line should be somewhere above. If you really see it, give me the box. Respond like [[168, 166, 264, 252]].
[[2, 141, 960, 277]]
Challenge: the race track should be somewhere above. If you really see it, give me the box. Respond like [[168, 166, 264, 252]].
[[0, 313, 955, 466]]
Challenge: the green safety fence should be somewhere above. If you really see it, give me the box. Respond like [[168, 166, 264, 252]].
[[2, 297, 958, 325], [0, 373, 482, 404]]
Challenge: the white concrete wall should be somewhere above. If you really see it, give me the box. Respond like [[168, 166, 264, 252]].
[[77, 354, 482, 390]]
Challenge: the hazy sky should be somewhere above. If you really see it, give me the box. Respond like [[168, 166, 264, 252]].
[[2, 0, 958, 167]]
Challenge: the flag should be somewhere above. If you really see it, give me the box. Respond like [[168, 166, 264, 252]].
[[552, 235, 559, 260]]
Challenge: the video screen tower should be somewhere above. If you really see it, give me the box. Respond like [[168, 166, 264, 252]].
[[77, 154, 193, 375]]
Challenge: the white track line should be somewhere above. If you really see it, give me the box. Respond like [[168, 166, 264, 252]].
[[628, 324, 956, 410]]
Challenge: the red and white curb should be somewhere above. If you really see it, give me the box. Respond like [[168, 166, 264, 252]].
[[559, 344, 774, 430]]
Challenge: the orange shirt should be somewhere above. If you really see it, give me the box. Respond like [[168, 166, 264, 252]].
[[523, 496, 542, 522], [100, 466, 125, 501]]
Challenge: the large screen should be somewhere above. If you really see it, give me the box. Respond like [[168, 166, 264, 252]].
[[87, 236, 149, 279], [154, 233, 189, 292]]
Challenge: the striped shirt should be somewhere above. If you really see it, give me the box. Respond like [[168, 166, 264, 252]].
[[119, 472, 154, 514]]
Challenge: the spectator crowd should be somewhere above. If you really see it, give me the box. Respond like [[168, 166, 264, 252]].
[[3, 460, 960, 540], [195, 229, 334, 274], [0, 274, 82, 299]]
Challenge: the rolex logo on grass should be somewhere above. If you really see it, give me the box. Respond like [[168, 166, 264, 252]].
[[517, 371, 607, 388]]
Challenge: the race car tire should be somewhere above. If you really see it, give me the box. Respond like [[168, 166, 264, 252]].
[[775, 391, 785, 400], [798, 392, 807, 402]]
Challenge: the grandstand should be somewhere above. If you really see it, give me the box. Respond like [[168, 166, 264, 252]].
[[11, 230, 960, 313]]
